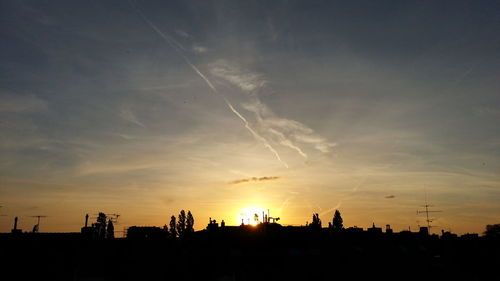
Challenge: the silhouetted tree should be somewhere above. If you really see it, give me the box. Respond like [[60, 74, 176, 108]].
[[106, 219, 114, 239], [484, 224, 500, 238], [169, 215, 177, 237], [332, 210, 343, 231], [310, 213, 322, 228], [177, 210, 186, 236], [186, 211, 194, 234], [96, 212, 107, 239]]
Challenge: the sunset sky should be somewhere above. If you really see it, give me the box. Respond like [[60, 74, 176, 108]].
[[1, 0, 499, 234]]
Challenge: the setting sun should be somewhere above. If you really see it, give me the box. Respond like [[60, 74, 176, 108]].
[[238, 206, 267, 226]]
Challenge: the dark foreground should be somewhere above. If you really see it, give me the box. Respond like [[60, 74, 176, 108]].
[[1, 226, 499, 281]]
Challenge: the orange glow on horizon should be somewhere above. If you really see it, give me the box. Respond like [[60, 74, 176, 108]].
[[238, 206, 266, 226]]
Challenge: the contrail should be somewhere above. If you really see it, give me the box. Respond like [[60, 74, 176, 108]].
[[223, 97, 288, 168], [318, 177, 366, 217], [129, 0, 287, 167], [268, 128, 307, 158], [319, 201, 342, 217]]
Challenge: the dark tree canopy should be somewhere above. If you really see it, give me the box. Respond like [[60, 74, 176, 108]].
[[169, 215, 177, 238], [332, 210, 343, 231], [186, 211, 194, 234], [97, 212, 107, 226], [310, 213, 322, 228], [96, 212, 107, 239], [484, 224, 500, 238], [106, 219, 114, 239], [177, 210, 186, 237]]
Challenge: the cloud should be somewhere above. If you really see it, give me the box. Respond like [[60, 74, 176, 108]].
[[209, 60, 336, 158], [129, 7, 287, 167], [192, 45, 208, 54], [174, 29, 190, 38], [385, 195, 395, 199], [210, 61, 267, 92], [119, 109, 145, 128], [229, 176, 280, 185]]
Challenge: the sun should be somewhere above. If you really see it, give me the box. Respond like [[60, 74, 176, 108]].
[[238, 206, 266, 226]]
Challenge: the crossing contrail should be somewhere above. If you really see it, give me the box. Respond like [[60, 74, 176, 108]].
[[129, 0, 288, 167], [223, 97, 288, 168]]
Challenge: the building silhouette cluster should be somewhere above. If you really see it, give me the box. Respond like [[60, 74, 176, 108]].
[[1, 210, 499, 281]]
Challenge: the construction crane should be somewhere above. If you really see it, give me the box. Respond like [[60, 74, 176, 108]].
[[107, 214, 121, 223], [91, 213, 120, 221], [29, 215, 48, 233]]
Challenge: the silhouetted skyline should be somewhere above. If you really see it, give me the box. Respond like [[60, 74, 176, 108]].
[[1, 0, 499, 234], [2, 209, 499, 281]]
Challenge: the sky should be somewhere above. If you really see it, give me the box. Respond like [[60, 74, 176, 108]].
[[1, 0, 499, 235]]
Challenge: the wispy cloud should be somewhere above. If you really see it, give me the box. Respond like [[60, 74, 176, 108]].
[[119, 108, 145, 128], [211, 62, 266, 92], [210, 60, 336, 159], [192, 45, 208, 54], [174, 29, 190, 38], [129, 4, 287, 167], [229, 176, 280, 185], [385, 195, 396, 199]]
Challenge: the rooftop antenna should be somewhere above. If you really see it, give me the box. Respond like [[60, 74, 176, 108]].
[[29, 215, 48, 233], [417, 192, 442, 233]]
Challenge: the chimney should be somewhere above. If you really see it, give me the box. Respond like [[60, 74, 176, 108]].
[[13, 216, 18, 230], [85, 214, 89, 227]]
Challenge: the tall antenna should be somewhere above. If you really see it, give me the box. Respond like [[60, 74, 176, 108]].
[[29, 215, 48, 233], [416, 193, 442, 233]]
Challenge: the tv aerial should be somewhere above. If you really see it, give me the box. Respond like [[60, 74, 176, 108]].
[[29, 215, 48, 233], [417, 194, 442, 233]]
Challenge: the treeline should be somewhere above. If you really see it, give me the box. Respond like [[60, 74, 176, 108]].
[[308, 209, 343, 230], [166, 210, 194, 238]]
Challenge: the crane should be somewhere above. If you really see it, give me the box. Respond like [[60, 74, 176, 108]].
[[91, 213, 120, 222]]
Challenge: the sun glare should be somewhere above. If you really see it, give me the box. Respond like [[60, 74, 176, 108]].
[[238, 206, 266, 226]]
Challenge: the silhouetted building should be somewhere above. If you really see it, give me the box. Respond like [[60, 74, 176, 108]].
[[81, 226, 93, 238], [419, 226, 429, 235], [385, 224, 393, 234], [207, 217, 219, 231], [81, 214, 94, 238], [441, 230, 458, 239], [11, 216, 22, 234], [345, 226, 364, 233], [367, 223, 382, 234], [127, 226, 167, 239], [460, 233, 479, 239], [80, 213, 117, 239]]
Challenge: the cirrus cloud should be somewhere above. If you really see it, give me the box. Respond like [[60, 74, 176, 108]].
[[210, 60, 336, 159]]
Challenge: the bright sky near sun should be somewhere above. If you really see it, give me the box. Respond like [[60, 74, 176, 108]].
[[1, 0, 499, 234]]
